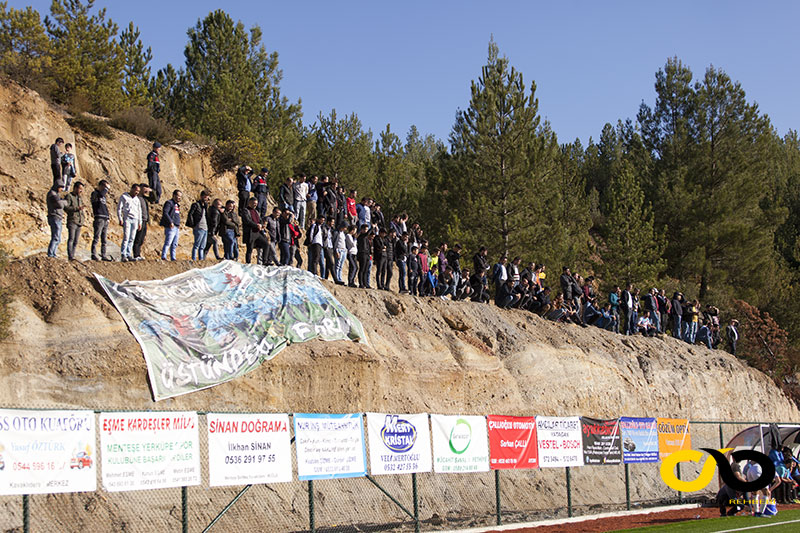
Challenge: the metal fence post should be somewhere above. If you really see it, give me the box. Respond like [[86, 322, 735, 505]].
[[624, 463, 631, 511], [412, 473, 420, 533], [23, 494, 30, 533], [308, 480, 316, 533], [719, 423, 724, 448], [182, 486, 188, 533], [676, 463, 682, 501], [565, 466, 573, 518], [495, 469, 501, 525]]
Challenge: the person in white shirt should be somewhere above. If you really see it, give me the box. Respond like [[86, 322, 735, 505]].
[[293, 175, 309, 228], [117, 184, 142, 262]]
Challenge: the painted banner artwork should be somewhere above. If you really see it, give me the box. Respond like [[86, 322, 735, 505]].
[[581, 418, 622, 465], [366, 413, 432, 475], [0, 409, 96, 495], [99, 411, 200, 491], [619, 417, 659, 463], [207, 413, 292, 486], [656, 418, 691, 460], [431, 415, 489, 473], [535, 416, 584, 468], [294, 413, 367, 480], [96, 262, 366, 401], [487, 415, 538, 470]]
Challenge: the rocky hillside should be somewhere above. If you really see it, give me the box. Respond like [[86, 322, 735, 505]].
[[0, 78, 236, 259], [0, 79, 798, 532]]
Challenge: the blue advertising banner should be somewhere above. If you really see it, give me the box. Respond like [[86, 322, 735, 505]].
[[294, 413, 367, 480], [619, 417, 659, 463]]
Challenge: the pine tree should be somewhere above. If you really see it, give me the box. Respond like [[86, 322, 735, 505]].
[[309, 109, 375, 193], [0, 3, 52, 91], [601, 161, 665, 286], [119, 21, 151, 107], [448, 39, 555, 258], [44, 0, 123, 114]]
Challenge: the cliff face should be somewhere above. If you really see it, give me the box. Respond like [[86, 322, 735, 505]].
[[0, 79, 236, 259], [0, 80, 798, 533]]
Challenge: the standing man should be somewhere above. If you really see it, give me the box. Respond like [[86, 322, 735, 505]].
[[236, 165, 253, 218], [147, 142, 162, 203], [221, 200, 240, 260], [726, 320, 739, 356], [204, 199, 223, 261], [90, 180, 111, 261], [50, 137, 65, 187], [621, 283, 635, 335], [242, 197, 270, 265], [46, 184, 67, 257], [293, 174, 308, 228], [278, 210, 293, 265], [61, 143, 77, 191], [395, 232, 409, 293], [117, 183, 142, 262], [132, 183, 153, 260], [253, 168, 270, 220], [187, 190, 210, 261], [306, 176, 318, 227], [160, 189, 182, 261], [264, 207, 281, 266], [64, 181, 86, 261], [279, 176, 294, 213], [307, 216, 325, 276]]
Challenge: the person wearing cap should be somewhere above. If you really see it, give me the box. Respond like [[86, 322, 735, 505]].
[[253, 167, 270, 220], [147, 142, 162, 203]]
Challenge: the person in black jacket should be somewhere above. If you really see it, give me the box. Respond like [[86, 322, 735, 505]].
[[242, 197, 270, 265], [374, 228, 388, 290], [384, 228, 396, 291], [620, 283, 635, 335], [90, 180, 111, 261], [560, 267, 573, 302], [670, 292, 683, 339], [470, 269, 489, 303], [221, 200, 241, 260], [187, 190, 210, 261], [236, 165, 253, 217], [395, 232, 409, 293], [204, 199, 223, 260], [473, 246, 490, 276], [408, 245, 421, 296], [160, 189, 182, 261], [356, 225, 372, 288], [279, 177, 295, 213]]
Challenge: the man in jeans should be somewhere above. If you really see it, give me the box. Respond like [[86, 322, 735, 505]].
[[293, 174, 308, 228], [46, 184, 67, 257], [117, 184, 142, 262], [395, 232, 409, 293], [90, 180, 112, 261], [132, 183, 154, 260], [187, 190, 210, 260], [160, 189, 182, 261], [64, 181, 86, 260]]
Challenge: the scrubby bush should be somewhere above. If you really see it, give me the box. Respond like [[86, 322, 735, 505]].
[[66, 113, 114, 139], [109, 106, 174, 142]]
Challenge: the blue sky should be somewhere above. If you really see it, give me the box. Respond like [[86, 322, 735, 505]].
[[19, 0, 800, 145]]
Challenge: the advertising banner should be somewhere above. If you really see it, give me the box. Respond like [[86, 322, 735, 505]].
[[99, 411, 200, 491], [366, 413, 432, 475], [430, 415, 489, 473], [294, 413, 367, 480], [487, 415, 538, 470], [96, 262, 366, 401], [656, 418, 691, 460], [0, 409, 96, 495], [580, 418, 622, 465], [207, 413, 292, 486], [619, 417, 659, 463], [535, 416, 583, 468]]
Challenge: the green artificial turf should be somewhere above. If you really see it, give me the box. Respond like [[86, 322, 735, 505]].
[[613, 508, 800, 533]]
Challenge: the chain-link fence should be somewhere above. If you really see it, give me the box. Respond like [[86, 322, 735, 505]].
[[0, 415, 787, 533]]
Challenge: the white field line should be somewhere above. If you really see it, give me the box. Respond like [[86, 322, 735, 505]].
[[713, 518, 800, 533]]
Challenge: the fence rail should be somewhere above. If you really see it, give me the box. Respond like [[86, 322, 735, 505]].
[[0, 414, 794, 533]]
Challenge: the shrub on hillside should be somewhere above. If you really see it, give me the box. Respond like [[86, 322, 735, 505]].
[[212, 134, 267, 172], [0, 246, 12, 341], [66, 113, 114, 140], [110, 107, 175, 142]]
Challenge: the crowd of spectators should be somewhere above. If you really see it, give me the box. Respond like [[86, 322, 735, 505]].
[[44, 138, 741, 354]]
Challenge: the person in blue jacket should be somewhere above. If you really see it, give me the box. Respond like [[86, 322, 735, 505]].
[[160, 189, 182, 261]]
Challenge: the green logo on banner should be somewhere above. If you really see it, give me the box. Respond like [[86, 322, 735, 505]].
[[449, 418, 472, 454]]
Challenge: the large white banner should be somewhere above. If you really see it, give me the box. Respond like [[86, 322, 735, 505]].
[[294, 413, 367, 480], [366, 413, 432, 475], [0, 409, 96, 495], [207, 413, 292, 486], [99, 411, 200, 491], [536, 416, 584, 468], [431, 415, 489, 473]]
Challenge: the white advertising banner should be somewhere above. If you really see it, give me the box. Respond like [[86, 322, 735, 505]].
[[0, 409, 96, 495], [430, 415, 489, 473], [366, 413, 432, 475], [535, 416, 584, 468], [207, 413, 292, 486], [99, 411, 200, 491], [294, 413, 367, 480]]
